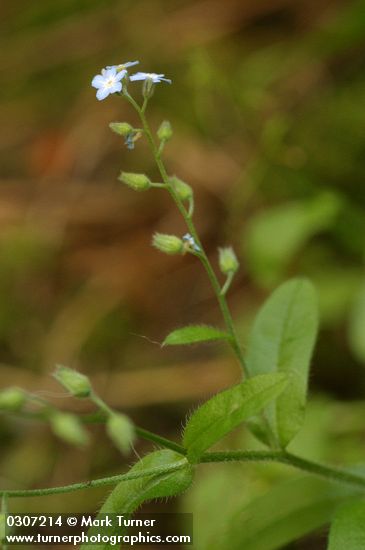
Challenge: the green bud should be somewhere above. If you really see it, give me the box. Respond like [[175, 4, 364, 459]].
[[53, 365, 91, 398], [0, 387, 26, 411], [142, 77, 155, 99], [50, 412, 89, 447], [157, 120, 173, 142], [218, 246, 239, 275], [106, 413, 136, 456], [152, 233, 184, 255], [118, 172, 151, 191], [109, 122, 134, 137], [170, 176, 193, 201]]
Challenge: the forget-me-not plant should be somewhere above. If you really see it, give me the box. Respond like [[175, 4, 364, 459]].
[[1, 59, 365, 550]]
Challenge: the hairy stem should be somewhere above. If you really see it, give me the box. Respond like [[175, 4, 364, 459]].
[[0, 460, 188, 498], [123, 93, 281, 445], [135, 426, 186, 455], [201, 450, 365, 490], [124, 92, 247, 377], [3, 447, 365, 498]]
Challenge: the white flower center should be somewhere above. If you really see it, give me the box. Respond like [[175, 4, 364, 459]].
[[105, 77, 116, 88]]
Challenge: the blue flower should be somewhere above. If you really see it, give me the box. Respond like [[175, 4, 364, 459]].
[[106, 60, 139, 71], [182, 233, 201, 253], [130, 72, 172, 84], [91, 67, 126, 101]]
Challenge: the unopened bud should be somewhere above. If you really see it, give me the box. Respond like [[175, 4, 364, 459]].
[[143, 77, 155, 99], [106, 413, 135, 456], [170, 176, 192, 201], [50, 412, 89, 447], [157, 121, 173, 142], [152, 233, 184, 255], [109, 122, 134, 137], [118, 172, 151, 191], [0, 387, 25, 411], [219, 246, 239, 275], [53, 366, 91, 398]]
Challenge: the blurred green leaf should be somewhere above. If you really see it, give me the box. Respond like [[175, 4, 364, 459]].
[[209, 475, 361, 550], [348, 280, 365, 363], [246, 279, 318, 448], [313, 268, 362, 327], [81, 450, 193, 550], [162, 325, 230, 346], [327, 500, 365, 550], [245, 193, 341, 287], [183, 373, 288, 463]]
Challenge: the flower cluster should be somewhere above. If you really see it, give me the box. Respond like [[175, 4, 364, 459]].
[[91, 60, 171, 101]]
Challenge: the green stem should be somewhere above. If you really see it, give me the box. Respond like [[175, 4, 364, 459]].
[[0, 460, 188, 499], [90, 392, 113, 416], [3, 449, 365, 498], [125, 93, 248, 377], [201, 450, 365, 490], [124, 93, 280, 446], [221, 272, 234, 296], [135, 427, 186, 455], [7, 408, 186, 456]]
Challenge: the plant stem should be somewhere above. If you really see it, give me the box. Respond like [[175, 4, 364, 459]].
[[135, 427, 186, 455], [221, 272, 234, 296], [201, 450, 365, 490], [3, 448, 365, 498], [124, 93, 281, 446], [125, 93, 248, 377], [0, 460, 188, 499]]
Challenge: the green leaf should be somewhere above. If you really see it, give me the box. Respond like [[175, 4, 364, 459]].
[[163, 325, 230, 346], [246, 278, 318, 448], [81, 450, 193, 550], [349, 280, 365, 363], [245, 193, 341, 287], [208, 475, 360, 550], [183, 373, 288, 463], [327, 500, 365, 550]]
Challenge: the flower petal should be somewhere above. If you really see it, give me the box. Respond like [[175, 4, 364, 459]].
[[103, 68, 116, 79], [96, 87, 110, 101], [110, 82, 123, 94], [124, 60, 139, 68], [115, 69, 127, 82], [129, 72, 146, 81], [91, 75, 104, 88]]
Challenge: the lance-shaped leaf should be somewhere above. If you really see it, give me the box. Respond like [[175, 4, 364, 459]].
[[163, 325, 230, 346], [81, 449, 193, 550], [327, 500, 365, 550], [246, 278, 318, 448], [183, 373, 288, 463], [208, 475, 360, 550]]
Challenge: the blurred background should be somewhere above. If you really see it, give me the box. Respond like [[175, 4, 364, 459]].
[[1, 1, 365, 548]]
